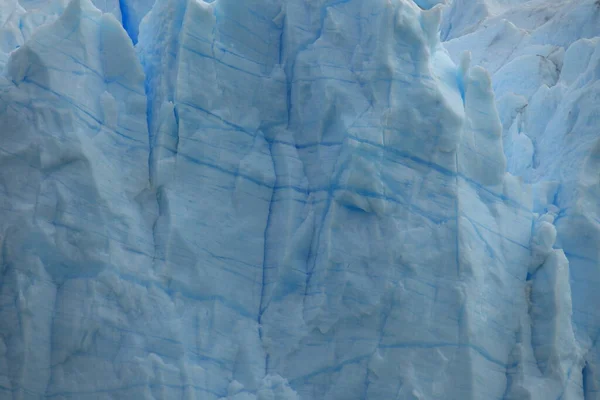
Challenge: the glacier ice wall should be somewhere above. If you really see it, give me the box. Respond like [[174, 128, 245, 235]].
[[0, 0, 598, 399]]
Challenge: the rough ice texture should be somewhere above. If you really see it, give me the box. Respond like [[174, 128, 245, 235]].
[[444, 2, 600, 399], [0, 0, 598, 399]]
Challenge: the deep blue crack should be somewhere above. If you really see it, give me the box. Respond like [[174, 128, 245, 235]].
[[583, 362, 590, 400], [258, 140, 275, 376], [500, 365, 514, 400], [455, 152, 461, 277], [118, 0, 137, 44]]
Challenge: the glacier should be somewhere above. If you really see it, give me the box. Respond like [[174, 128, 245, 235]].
[[0, 0, 599, 399]]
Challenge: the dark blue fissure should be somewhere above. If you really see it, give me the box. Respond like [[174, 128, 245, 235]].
[[118, 0, 138, 44]]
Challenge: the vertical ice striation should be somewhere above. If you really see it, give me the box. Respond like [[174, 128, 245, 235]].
[[0, 0, 598, 399]]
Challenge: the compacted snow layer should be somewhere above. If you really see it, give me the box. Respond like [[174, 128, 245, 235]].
[[0, 0, 597, 399]]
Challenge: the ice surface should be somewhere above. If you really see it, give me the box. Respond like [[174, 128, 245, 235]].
[[0, 0, 598, 399]]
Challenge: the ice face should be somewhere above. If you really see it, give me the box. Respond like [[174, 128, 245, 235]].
[[0, 0, 598, 399]]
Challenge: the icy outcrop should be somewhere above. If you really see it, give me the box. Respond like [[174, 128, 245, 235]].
[[444, 1, 600, 398], [0, 0, 598, 399], [0, 0, 154, 397]]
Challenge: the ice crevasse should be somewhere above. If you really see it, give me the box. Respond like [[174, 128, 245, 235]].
[[0, 0, 599, 399]]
